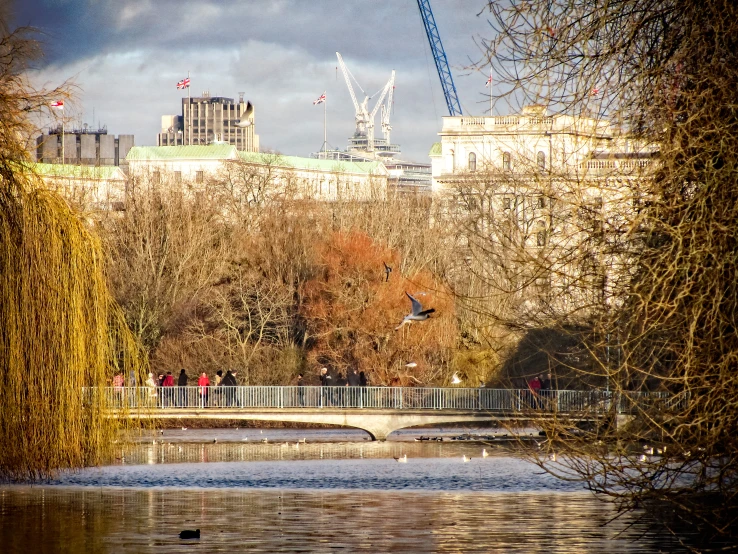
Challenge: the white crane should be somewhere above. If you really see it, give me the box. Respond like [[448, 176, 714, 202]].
[[336, 52, 395, 153], [381, 71, 395, 146]]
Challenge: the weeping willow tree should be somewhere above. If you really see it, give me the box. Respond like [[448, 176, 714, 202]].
[[456, 0, 738, 547], [0, 22, 145, 480]]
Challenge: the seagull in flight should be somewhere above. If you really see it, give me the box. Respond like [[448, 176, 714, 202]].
[[236, 101, 254, 127], [383, 261, 392, 282], [393, 454, 408, 463], [395, 292, 435, 330]]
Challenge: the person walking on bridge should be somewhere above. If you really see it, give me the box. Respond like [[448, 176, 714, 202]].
[[177, 369, 188, 407], [221, 370, 237, 407], [197, 372, 210, 408]]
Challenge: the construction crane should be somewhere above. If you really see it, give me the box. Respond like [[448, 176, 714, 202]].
[[380, 72, 395, 146], [416, 0, 462, 116], [336, 52, 395, 152]]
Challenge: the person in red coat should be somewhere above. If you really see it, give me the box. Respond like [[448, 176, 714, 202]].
[[528, 376, 542, 409], [198, 372, 210, 408], [162, 371, 175, 407]]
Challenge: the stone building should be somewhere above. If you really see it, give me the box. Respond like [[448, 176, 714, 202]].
[[35, 125, 134, 168], [157, 92, 259, 152], [428, 105, 657, 322], [126, 144, 387, 202], [33, 163, 127, 212]]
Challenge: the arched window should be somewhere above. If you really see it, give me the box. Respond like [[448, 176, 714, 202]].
[[537, 151, 546, 171], [468, 152, 477, 171], [502, 152, 511, 170]]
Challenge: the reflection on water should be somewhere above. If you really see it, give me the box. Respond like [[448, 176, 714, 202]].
[[111, 439, 521, 467], [0, 488, 686, 553]]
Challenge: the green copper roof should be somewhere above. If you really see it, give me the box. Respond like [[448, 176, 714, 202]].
[[237, 151, 386, 175], [32, 163, 126, 180], [429, 142, 442, 156], [126, 144, 238, 161]]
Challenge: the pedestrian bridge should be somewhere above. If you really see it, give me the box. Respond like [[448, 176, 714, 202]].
[[106, 386, 671, 440]]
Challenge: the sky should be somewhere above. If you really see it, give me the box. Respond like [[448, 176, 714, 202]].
[[14, 0, 497, 162]]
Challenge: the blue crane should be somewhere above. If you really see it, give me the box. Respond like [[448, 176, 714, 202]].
[[416, 0, 463, 116]]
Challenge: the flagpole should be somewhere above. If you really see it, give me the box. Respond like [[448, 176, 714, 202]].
[[323, 95, 327, 158], [187, 70, 191, 146], [489, 69, 493, 116], [61, 114, 65, 164]]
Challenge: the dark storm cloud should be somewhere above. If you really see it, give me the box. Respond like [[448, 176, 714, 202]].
[[16, 0, 496, 161]]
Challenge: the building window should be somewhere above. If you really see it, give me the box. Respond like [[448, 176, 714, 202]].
[[502, 152, 511, 170], [536, 221, 547, 246], [195, 171, 204, 184], [536, 196, 546, 209], [174, 171, 182, 184], [503, 197, 512, 210], [537, 151, 546, 171], [468, 152, 477, 172]]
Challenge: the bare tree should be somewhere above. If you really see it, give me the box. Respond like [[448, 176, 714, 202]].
[[461, 0, 738, 547]]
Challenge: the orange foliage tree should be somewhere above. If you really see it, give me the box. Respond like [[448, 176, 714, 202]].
[[301, 231, 457, 386]]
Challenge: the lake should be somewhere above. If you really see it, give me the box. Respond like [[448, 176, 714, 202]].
[[0, 427, 689, 552]]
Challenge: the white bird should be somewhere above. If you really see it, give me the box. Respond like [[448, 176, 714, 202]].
[[181, 427, 187, 431], [462, 455, 471, 462], [241, 438, 248, 441], [639, 454, 648, 462], [298, 438, 307, 443], [394, 454, 408, 463], [482, 448, 489, 458], [261, 438, 268, 443], [451, 373, 462, 385], [235, 101, 254, 127], [548, 453, 557, 462], [395, 292, 436, 330], [405, 362, 418, 368]]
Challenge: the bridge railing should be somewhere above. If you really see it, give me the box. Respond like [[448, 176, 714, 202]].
[[101, 386, 671, 414]]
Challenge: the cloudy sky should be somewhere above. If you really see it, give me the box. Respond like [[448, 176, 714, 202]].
[[15, 0, 497, 162]]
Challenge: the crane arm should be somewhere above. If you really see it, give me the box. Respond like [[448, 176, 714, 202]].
[[416, 0, 462, 116], [336, 52, 362, 115], [369, 71, 394, 120]]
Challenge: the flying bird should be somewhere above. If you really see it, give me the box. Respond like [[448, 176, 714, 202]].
[[383, 261, 392, 282], [236, 101, 254, 127], [395, 292, 435, 330], [405, 362, 417, 368], [451, 373, 461, 385], [394, 454, 408, 463]]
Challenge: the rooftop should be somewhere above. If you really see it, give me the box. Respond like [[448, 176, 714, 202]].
[[126, 144, 238, 161], [32, 163, 126, 180], [237, 152, 387, 175]]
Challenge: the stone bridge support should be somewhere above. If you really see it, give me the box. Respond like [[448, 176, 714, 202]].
[[122, 408, 501, 440]]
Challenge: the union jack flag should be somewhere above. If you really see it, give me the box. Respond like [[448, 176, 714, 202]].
[[485, 75, 492, 87], [50, 100, 64, 108], [176, 77, 190, 90], [313, 92, 326, 105]]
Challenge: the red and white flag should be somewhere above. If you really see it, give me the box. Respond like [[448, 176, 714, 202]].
[[50, 100, 64, 108], [313, 92, 326, 105], [485, 74, 492, 87], [590, 87, 600, 96], [176, 77, 190, 90]]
